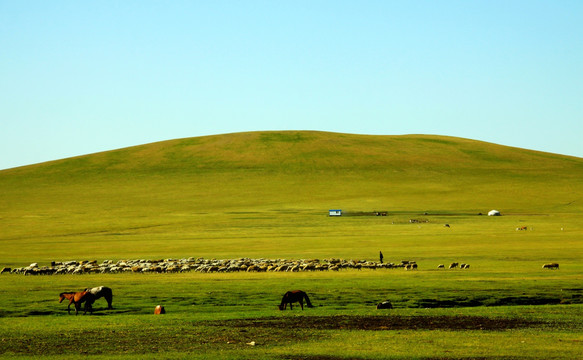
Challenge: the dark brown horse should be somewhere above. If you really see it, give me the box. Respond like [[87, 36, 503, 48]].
[[59, 291, 95, 315], [278, 290, 314, 310], [85, 286, 113, 309]]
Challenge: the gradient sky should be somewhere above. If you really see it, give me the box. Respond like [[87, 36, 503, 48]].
[[1, 0, 581, 170]]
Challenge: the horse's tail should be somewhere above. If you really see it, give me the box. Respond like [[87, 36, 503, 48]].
[[303, 292, 314, 308], [105, 287, 114, 309]]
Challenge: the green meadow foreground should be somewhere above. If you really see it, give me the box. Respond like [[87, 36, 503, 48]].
[[1, 132, 582, 358], [1, 267, 582, 359]]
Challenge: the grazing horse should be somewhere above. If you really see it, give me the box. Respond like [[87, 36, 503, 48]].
[[85, 286, 113, 309], [278, 290, 314, 310], [542, 263, 559, 270], [59, 291, 95, 315]]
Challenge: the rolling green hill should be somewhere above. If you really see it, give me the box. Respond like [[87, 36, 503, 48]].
[[1, 131, 582, 264]]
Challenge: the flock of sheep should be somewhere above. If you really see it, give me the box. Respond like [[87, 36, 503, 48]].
[[438, 262, 471, 269], [3, 258, 406, 275], [1, 258, 442, 275], [2, 258, 561, 275]]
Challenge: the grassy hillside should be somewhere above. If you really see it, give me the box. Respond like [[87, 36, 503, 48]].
[[1, 131, 582, 265], [1, 131, 583, 359]]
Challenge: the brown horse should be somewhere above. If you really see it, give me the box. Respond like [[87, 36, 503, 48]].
[[59, 291, 95, 315], [278, 290, 314, 310]]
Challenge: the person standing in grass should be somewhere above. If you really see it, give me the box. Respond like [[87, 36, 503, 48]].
[[379, 251, 384, 264]]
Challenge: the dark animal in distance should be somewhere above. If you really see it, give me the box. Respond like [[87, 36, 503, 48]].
[[376, 300, 393, 309], [278, 290, 314, 310], [405, 263, 418, 270], [59, 291, 95, 315], [542, 263, 559, 270], [85, 286, 113, 309]]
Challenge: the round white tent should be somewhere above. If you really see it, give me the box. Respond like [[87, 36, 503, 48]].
[[488, 210, 501, 216]]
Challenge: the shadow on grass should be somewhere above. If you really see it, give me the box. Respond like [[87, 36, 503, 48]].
[[209, 314, 541, 331], [408, 296, 564, 308]]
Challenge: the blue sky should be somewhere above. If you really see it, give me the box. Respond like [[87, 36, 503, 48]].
[[1, 0, 581, 170]]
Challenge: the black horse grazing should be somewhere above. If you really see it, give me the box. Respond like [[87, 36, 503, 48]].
[[278, 290, 314, 310], [85, 286, 113, 309]]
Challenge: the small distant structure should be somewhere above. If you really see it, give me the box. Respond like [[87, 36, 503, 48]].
[[488, 210, 501, 216], [154, 305, 165, 314], [329, 209, 342, 217]]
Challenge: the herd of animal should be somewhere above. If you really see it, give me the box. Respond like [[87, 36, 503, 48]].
[[2, 258, 475, 275], [57, 260, 560, 315], [58, 286, 314, 315], [4, 256, 563, 276], [58, 286, 113, 315], [438, 262, 470, 269], [5, 258, 410, 275]]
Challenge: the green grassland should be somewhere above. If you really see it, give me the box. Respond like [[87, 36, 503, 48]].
[[1, 271, 582, 359], [1, 131, 582, 359]]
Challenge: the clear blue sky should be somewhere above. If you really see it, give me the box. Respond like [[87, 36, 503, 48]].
[[1, 0, 581, 170]]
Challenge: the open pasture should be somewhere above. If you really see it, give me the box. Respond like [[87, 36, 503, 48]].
[[1, 267, 582, 359], [1, 211, 582, 359], [1, 132, 582, 358], [1, 209, 581, 268]]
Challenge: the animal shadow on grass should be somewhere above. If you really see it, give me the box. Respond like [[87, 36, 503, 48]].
[[27, 311, 56, 316]]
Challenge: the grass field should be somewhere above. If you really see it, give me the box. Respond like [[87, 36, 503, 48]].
[[1, 131, 582, 359], [1, 269, 582, 359]]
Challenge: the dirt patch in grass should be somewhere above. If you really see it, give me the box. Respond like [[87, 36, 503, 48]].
[[280, 356, 371, 360], [407, 296, 565, 308], [209, 314, 540, 331], [0, 315, 543, 357]]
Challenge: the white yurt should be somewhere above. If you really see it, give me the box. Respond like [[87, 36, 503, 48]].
[[488, 210, 501, 216]]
